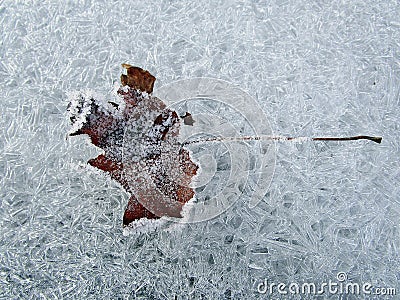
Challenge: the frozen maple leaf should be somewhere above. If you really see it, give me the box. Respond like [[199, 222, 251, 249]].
[[67, 64, 198, 231], [67, 64, 381, 233]]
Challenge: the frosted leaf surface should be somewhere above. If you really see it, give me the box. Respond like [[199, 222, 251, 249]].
[[66, 66, 199, 233]]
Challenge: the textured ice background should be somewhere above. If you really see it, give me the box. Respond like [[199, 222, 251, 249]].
[[1, 0, 399, 299]]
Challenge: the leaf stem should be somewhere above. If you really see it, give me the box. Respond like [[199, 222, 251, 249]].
[[181, 135, 382, 145]]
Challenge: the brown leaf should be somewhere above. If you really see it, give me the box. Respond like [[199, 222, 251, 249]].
[[68, 65, 198, 229]]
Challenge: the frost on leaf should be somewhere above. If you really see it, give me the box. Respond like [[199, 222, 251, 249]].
[[67, 64, 198, 230]]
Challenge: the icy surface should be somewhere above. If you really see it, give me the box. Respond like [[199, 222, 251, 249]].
[[1, 0, 399, 299]]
